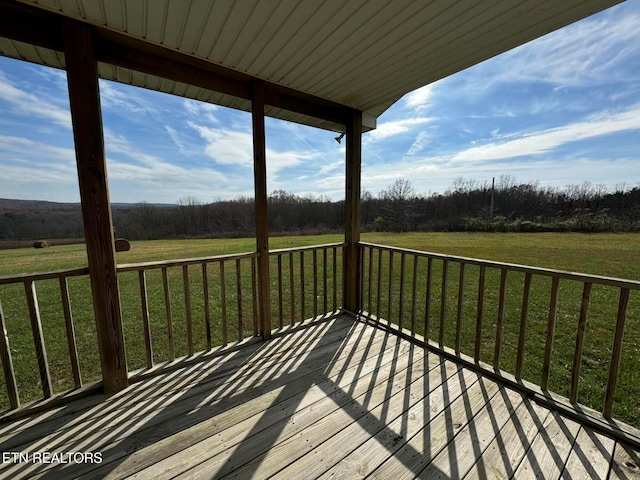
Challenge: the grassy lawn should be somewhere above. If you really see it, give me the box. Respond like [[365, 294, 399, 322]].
[[0, 232, 638, 429]]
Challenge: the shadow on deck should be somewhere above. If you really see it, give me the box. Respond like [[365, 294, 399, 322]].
[[0, 314, 639, 479]]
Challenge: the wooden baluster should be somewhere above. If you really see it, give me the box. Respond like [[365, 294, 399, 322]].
[[455, 262, 465, 354], [59, 277, 81, 388], [367, 246, 373, 316], [603, 288, 630, 418], [376, 249, 383, 319], [439, 260, 448, 347], [289, 252, 295, 325], [161, 267, 174, 361], [474, 265, 486, 361], [138, 270, 154, 368], [425, 257, 432, 338], [570, 282, 592, 404], [411, 255, 418, 335], [277, 254, 284, 328], [236, 259, 243, 341], [202, 264, 212, 350], [313, 249, 318, 318], [300, 251, 305, 321], [24, 281, 52, 398], [515, 272, 533, 380], [332, 247, 338, 312], [323, 248, 328, 314], [0, 298, 19, 408], [251, 257, 258, 336], [398, 253, 406, 329], [220, 261, 228, 346], [541, 276, 560, 390], [493, 268, 508, 369], [182, 265, 193, 356], [388, 251, 394, 325]]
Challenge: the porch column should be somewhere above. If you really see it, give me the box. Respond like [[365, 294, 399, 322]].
[[252, 81, 272, 338], [63, 22, 128, 392], [344, 110, 363, 312]]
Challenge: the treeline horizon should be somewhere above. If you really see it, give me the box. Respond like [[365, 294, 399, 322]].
[[1, 175, 640, 244]]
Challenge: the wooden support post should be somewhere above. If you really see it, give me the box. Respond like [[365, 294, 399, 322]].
[[252, 81, 272, 338], [344, 110, 363, 312], [64, 22, 128, 393]]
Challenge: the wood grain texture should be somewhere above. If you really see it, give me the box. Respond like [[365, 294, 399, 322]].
[[252, 81, 272, 338], [344, 110, 362, 312], [64, 21, 127, 392], [24, 281, 52, 398], [0, 315, 633, 480], [59, 277, 82, 388], [0, 299, 19, 408]]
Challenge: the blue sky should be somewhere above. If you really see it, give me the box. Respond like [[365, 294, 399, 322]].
[[1, 1, 639, 204]]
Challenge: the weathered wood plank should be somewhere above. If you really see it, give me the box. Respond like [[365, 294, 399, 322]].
[[323, 248, 328, 314], [541, 275, 560, 390], [376, 248, 383, 319], [410, 255, 418, 334], [604, 288, 629, 418], [138, 270, 153, 368], [398, 252, 406, 329], [64, 21, 127, 392], [425, 257, 432, 339], [59, 277, 82, 388], [474, 264, 486, 361], [515, 272, 533, 379], [277, 254, 284, 328], [96, 330, 428, 479], [252, 81, 271, 338], [561, 426, 615, 479], [24, 280, 52, 398], [455, 262, 465, 353], [513, 411, 582, 479], [313, 248, 318, 318], [0, 299, 19, 409], [367, 376, 500, 479], [172, 349, 438, 479], [236, 258, 243, 341], [344, 110, 362, 312], [182, 265, 193, 356], [332, 246, 338, 311], [296, 367, 482, 480], [493, 268, 508, 369], [289, 252, 295, 325], [416, 385, 526, 479], [571, 282, 592, 404], [439, 259, 448, 346], [220, 261, 228, 346], [609, 442, 640, 479], [464, 399, 551, 480], [201, 264, 212, 349], [161, 267, 175, 361]]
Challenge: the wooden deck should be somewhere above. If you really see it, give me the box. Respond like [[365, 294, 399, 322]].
[[0, 315, 638, 479]]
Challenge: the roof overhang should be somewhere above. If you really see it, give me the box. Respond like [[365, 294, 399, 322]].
[[0, 0, 624, 132]]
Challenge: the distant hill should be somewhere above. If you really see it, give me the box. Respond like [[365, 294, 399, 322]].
[[0, 198, 174, 211]]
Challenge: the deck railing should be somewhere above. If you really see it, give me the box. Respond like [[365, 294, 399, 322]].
[[359, 242, 640, 433], [0, 244, 344, 414], [269, 243, 344, 328]]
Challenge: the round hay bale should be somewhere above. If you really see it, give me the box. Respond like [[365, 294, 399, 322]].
[[115, 238, 131, 252], [33, 240, 50, 249]]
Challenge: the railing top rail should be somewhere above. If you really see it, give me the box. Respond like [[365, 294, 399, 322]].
[[269, 242, 346, 255], [0, 267, 90, 285], [359, 241, 640, 290], [117, 251, 259, 273]]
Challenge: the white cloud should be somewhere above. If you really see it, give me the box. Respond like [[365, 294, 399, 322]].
[[365, 117, 431, 142], [442, 104, 640, 163], [0, 71, 71, 127], [403, 84, 435, 111]]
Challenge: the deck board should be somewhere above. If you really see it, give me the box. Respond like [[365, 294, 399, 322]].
[[0, 314, 636, 480]]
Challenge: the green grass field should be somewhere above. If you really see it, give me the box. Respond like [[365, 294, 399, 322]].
[[0, 232, 638, 428]]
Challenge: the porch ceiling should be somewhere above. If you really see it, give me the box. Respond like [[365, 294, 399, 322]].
[[0, 0, 624, 132]]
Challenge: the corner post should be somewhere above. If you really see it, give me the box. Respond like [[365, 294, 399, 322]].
[[252, 81, 272, 338], [344, 110, 363, 312], [63, 21, 128, 392]]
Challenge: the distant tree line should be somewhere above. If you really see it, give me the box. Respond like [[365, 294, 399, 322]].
[[1, 176, 639, 244]]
